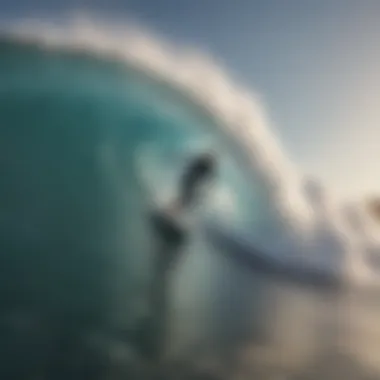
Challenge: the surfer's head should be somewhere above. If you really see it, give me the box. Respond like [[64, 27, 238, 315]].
[[179, 152, 217, 208]]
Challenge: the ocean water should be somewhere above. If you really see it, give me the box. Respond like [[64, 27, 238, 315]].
[[1, 16, 380, 379]]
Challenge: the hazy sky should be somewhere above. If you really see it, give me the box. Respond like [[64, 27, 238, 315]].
[[2, 0, 380, 199]]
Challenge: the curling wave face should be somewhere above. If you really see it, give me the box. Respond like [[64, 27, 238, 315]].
[[4, 15, 380, 285], [1, 15, 380, 377]]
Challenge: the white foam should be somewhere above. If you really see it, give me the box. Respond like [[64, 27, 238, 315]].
[[1, 14, 380, 289]]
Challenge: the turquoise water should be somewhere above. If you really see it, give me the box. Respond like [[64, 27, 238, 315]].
[[2, 37, 380, 378], [0, 38, 270, 353]]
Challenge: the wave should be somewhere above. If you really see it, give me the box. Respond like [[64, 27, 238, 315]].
[[3, 13, 380, 377], [1, 14, 380, 288]]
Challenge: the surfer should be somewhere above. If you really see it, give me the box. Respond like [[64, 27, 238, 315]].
[[150, 151, 217, 258], [142, 153, 216, 359], [138, 152, 218, 364]]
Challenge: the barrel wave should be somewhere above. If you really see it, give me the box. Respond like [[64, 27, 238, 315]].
[[1, 17, 380, 379]]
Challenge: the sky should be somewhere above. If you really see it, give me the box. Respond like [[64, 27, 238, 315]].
[[1, 0, 380, 200]]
